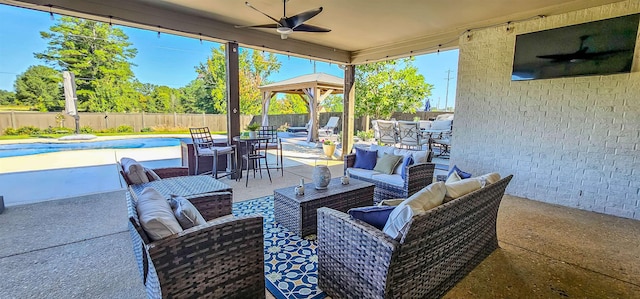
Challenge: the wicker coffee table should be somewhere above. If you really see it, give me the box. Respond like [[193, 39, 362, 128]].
[[274, 178, 374, 237]]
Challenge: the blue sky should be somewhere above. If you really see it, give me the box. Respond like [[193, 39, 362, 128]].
[[0, 4, 458, 110]]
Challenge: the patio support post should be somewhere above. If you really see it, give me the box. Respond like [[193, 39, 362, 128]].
[[342, 65, 356, 158], [226, 41, 241, 179]]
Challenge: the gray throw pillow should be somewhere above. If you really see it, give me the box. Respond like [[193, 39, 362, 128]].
[[373, 153, 403, 175], [169, 195, 207, 229]]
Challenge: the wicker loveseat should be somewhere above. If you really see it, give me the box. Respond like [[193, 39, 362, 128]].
[[127, 190, 265, 298], [344, 145, 434, 204], [317, 175, 513, 298]]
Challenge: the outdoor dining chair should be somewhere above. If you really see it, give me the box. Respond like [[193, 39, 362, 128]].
[[237, 137, 272, 187], [257, 125, 283, 176], [375, 120, 398, 146], [189, 127, 237, 179], [396, 121, 429, 150]]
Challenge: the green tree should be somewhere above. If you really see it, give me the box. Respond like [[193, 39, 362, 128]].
[[0, 89, 16, 105], [196, 45, 281, 115], [35, 16, 137, 112], [179, 79, 209, 113], [13, 65, 62, 111], [321, 94, 344, 112], [268, 94, 309, 115], [355, 58, 432, 119]]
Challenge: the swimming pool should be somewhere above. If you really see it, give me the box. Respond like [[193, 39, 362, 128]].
[[0, 138, 188, 158]]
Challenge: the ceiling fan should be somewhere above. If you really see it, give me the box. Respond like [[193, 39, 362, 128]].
[[237, 0, 331, 39]]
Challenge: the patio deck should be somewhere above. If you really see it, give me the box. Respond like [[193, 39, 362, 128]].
[[0, 136, 638, 298]]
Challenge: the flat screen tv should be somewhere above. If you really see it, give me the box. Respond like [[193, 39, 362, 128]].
[[512, 14, 640, 81]]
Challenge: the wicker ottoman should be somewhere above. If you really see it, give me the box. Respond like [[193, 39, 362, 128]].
[[274, 178, 374, 237]]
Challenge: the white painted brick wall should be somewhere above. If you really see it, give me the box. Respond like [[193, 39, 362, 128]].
[[453, 0, 640, 220]]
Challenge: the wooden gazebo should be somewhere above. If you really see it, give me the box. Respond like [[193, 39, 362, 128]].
[[259, 73, 344, 142]]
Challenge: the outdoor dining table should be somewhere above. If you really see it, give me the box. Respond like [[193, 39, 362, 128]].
[[232, 135, 270, 179]]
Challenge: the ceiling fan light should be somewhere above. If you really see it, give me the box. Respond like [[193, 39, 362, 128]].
[[276, 27, 293, 34]]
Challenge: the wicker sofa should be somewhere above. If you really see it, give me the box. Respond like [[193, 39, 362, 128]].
[[344, 145, 435, 204], [127, 190, 265, 298], [317, 175, 513, 299]]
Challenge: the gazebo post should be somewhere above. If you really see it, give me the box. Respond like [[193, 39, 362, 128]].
[[261, 91, 273, 126], [342, 65, 356, 158]]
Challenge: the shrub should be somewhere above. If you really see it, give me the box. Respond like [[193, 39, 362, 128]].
[[356, 129, 374, 141], [16, 126, 41, 135], [3, 127, 18, 135], [42, 127, 73, 134], [140, 127, 154, 132], [116, 125, 134, 133], [80, 126, 95, 134], [99, 127, 117, 133]]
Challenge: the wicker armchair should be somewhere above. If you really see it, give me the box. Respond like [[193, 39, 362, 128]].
[[317, 175, 513, 299], [127, 190, 265, 298], [344, 154, 434, 204]]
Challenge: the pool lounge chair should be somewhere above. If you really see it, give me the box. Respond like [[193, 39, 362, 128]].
[[286, 120, 311, 134], [318, 116, 340, 136]]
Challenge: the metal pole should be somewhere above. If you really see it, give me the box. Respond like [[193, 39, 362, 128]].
[[444, 69, 452, 111]]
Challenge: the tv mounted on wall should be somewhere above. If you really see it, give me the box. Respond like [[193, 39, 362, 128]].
[[512, 14, 640, 81]]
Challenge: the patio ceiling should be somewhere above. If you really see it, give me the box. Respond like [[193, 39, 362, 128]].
[[2, 0, 624, 64]]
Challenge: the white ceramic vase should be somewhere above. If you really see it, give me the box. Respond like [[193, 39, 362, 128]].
[[248, 131, 257, 139]]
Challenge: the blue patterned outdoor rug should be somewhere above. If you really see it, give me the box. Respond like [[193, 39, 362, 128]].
[[233, 196, 325, 299]]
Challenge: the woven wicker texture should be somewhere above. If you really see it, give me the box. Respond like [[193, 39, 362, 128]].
[[317, 175, 513, 299], [127, 191, 265, 299], [150, 167, 188, 179], [130, 175, 232, 198], [129, 176, 233, 220], [274, 178, 374, 236], [344, 154, 435, 204]]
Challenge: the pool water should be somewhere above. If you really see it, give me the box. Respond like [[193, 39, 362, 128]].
[[0, 138, 187, 158]]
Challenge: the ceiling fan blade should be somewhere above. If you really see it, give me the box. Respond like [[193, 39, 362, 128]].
[[235, 23, 279, 29], [244, 1, 283, 26], [285, 7, 323, 29], [292, 23, 331, 33]]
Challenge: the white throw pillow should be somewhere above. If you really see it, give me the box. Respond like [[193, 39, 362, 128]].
[[446, 171, 461, 183], [393, 148, 429, 164], [478, 172, 501, 185], [383, 182, 446, 239], [121, 157, 149, 184], [170, 195, 207, 229], [445, 178, 483, 200], [136, 187, 183, 241]]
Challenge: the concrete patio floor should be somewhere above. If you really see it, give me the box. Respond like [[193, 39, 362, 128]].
[[0, 139, 638, 298]]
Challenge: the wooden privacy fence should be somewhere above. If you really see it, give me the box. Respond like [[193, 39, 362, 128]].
[[0, 111, 451, 134], [0, 111, 251, 134]]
